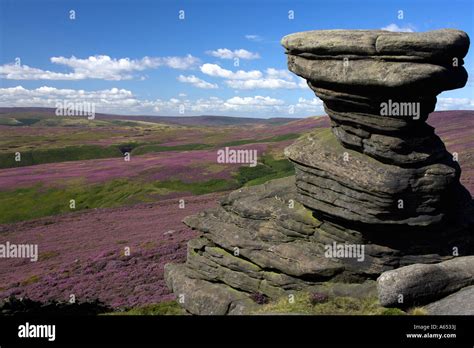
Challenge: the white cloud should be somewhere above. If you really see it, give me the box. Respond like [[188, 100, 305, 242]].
[[156, 95, 285, 114], [0, 86, 144, 113], [0, 85, 292, 116], [199, 64, 308, 90], [177, 75, 218, 89], [200, 63, 262, 80], [381, 23, 415, 32], [0, 54, 200, 81], [0, 64, 80, 80], [157, 55, 200, 69], [436, 97, 474, 110], [226, 78, 299, 89], [225, 96, 284, 106], [224, 69, 308, 90], [206, 48, 260, 60], [297, 77, 308, 89], [245, 34, 263, 42], [293, 97, 324, 113], [265, 68, 293, 81]]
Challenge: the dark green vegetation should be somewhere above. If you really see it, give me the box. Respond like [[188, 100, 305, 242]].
[[0, 145, 123, 169], [106, 301, 185, 315], [0, 117, 41, 126], [236, 154, 294, 186]]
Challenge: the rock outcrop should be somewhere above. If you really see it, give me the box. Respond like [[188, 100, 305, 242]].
[[377, 256, 474, 308], [424, 286, 474, 315], [284, 29, 472, 230], [165, 29, 473, 315]]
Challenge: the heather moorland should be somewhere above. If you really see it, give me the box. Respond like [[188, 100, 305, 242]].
[[0, 108, 472, 313]]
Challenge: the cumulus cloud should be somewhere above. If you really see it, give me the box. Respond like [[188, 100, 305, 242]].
[[226, 78, 299, 89], [0, 54, 200, 81], [381, 23, 415, 32], [177, 75, 218, 89], [200, 63, 262, 80], [0, 86, 144, 113], [436, 97, 474, 110], [0, 64, 79, 80], [297, 77, 308, 89], [0, 85, 292, 116], [222, 68, 308, 90], [199, 63, 309, 90], [292, 97, 324, 113], [265, 68, 293, 81], [225, 96, 284, 106], [163, 95, 287, 114], [206, 48, 260, 60]]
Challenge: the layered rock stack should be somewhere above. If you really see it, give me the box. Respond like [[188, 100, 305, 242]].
[[165, 29, 474, 315]]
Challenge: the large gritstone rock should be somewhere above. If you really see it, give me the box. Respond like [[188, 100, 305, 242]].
[[424, 286, 474, 315], [165, 29, 473, 315], [377, 256, 474, 308], [283, 29, 469, 167], [283, 29, 472, 231]]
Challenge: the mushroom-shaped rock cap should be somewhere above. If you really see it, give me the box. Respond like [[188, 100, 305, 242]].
[[281, 29, 470, 60], [282, 29, 470, 93]]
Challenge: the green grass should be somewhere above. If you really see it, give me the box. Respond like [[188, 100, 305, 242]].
[[235, 154, 294, 186], [253, 292, 407, 315], [105, 301, 185, 315]]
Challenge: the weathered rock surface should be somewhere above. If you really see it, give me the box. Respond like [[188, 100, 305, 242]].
[[165, 29, 473, 315], [283, 29, 470, 167], [281, 29, 469, 61], [165, 176, 471, 314], [286, 128, 473, 229], [283, 29, 472, 232], [377, 256, 474, 308], [424, 286, 474, 315]]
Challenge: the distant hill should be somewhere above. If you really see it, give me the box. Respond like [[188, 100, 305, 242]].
[[0, 107, 301, 127]]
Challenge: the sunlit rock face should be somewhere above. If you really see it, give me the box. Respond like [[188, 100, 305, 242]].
[[165, 29, 474, 315], [283, 29, 472, 230]]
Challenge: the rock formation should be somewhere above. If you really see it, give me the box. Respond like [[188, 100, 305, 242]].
[[377, 256, 474, 308], [165, 29, 474, 315], [424, 285, 474, 315]]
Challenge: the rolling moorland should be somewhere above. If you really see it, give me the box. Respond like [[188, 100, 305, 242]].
[[0, 108, 472, 314]]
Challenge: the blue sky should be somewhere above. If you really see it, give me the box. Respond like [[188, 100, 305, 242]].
[[1, 0, 473, 117]]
